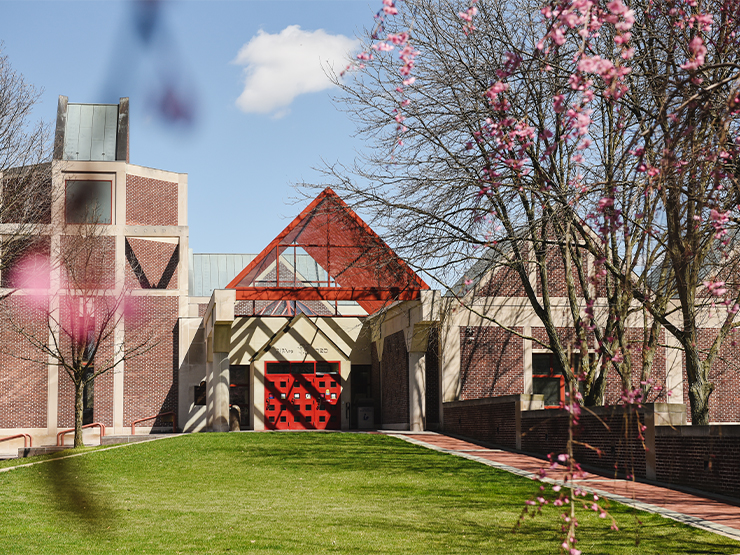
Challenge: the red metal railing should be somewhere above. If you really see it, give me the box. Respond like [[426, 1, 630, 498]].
[[57, 422, 106, 446], [0, 433, 32, 449], [131, 411, 176, 435]]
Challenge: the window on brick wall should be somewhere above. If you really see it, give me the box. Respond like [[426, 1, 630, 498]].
[[66, 180, 112, 224], [82, 327, 96, 425], [532, 353, 565, 408]]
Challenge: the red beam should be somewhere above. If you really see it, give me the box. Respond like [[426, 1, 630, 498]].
[[234, 287, 422, 302]]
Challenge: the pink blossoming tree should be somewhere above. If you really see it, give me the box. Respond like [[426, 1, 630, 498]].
[[323, 0, 740, 426]]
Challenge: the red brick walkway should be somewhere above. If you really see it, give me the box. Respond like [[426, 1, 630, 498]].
[[387, 432, 740, 540]]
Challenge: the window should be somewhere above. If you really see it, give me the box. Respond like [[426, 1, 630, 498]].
[[82, 369, 95, 425], [66, 180, 112, 224], [265, 361, 340, 375], [532, 353, 565, 408], [194, 381, 206, 406]]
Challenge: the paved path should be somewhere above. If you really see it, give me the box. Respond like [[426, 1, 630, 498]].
[[386, 431, 740, 542]]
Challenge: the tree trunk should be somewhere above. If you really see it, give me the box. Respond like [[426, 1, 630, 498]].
[[584, 363, 607, 406], [685, 348, 713, 425], [74, 379, 85, 448]]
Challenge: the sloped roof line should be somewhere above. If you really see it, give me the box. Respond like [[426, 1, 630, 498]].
[[225, 188, 429, 314]]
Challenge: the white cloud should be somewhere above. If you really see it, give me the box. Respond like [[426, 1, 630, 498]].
[[233, 25, 359, 117]]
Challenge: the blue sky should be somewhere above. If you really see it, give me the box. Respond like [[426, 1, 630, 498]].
[[0, 0, 377, 254]]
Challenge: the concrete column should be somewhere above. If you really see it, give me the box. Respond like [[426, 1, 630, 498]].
[[665, 333, 683, 403], [409, 351, 426, 431], [46, 232, 61, 437], [522, 324, 532, 395], [341, 362, 351, 431], [212, 351, 230, 432], [205, 357, 214, 430], [250, 363, 261, 431], [113, 320, 125, 435]]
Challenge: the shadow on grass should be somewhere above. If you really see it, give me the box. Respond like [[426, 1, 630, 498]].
[[44, 455, 117, 534]]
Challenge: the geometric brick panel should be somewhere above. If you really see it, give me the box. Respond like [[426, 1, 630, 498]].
[[125, 237, 179, 290], [56, 296, 116, 428], [0, 296, 48, 428], [124, 296, 179, 429], [460, 326, 523, 400], [126, 175, 178, 226]]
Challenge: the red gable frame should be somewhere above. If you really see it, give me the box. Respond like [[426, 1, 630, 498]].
[[226, 188, 428, 314]]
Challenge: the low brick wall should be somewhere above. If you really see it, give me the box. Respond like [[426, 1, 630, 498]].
[[655, 425, 740, 498], [443, 395, 542, 449], [443, 399, 740, 500], [521, 405, 649, 479]]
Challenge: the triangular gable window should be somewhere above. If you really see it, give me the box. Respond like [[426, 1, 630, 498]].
[[227, 188, 428, 315]]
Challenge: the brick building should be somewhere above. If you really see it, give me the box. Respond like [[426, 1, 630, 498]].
[[0, 96, 188, 449], [1, 96, 737, 455]]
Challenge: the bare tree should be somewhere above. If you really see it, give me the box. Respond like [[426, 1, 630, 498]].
[[314, 0, 672, 406], [0, 48, 54, 279], [2, 219, 163, 447]]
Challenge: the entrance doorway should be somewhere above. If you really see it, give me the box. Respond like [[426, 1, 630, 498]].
[[264, 361, 341, 430]]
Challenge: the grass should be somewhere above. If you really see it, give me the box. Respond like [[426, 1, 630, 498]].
[[0, 432, 737, 554]]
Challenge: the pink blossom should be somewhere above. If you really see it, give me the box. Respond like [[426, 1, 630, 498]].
[[704, 280, 728, 297], [681, 36, 707, 71], [371, 42, 395, 52]]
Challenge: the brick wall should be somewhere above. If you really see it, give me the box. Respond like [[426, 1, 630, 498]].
[[381, 331, 409, 425], [604, 328, 667, 406], [535, 248, 584, 298], [655, 426, 740, 498], [444, 397, 740, 499], [443, 397, 518, 448], [0, 296, 48, 428], [125, 238, 179, 290], [126, 175, 178, 226], [124, 296, 179, 429], [60, 235, 115, 290], [477, 263, 528, 297], [697, 328, 740, 423], [1, 236, 51, 289], [56, 295, 115, 428], [460, 326, 523, 399], [522, 406, 649, 478]]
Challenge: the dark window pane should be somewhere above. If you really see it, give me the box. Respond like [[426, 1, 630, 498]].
[[316, 362, 339, 374], [267, 362, 290, 375], [532, 353, 563, 377], [66, 180, 112, 224], [292, 362, 314, 374], [229, 365, 249, 385], [533, 377, 561, 406], [194, 383, 206, 406]]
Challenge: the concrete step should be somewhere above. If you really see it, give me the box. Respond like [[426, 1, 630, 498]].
[[101, 434, 176, 445], [18, 446, 72, 458]]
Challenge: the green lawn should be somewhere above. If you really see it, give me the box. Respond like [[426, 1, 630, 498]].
[[0, 432, 737, 554]]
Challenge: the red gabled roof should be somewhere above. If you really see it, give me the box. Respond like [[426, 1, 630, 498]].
[[226, 188, 428, 314]]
